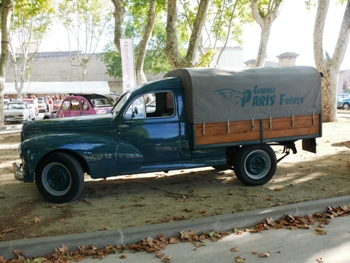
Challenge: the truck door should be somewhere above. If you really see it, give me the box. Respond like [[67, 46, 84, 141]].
[[117, 91, 182, 171]]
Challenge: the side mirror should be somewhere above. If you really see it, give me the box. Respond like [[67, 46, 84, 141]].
[[131, 106, 138, 118]]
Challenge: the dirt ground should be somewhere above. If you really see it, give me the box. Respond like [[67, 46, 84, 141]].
[[1, 117, 350, 243]]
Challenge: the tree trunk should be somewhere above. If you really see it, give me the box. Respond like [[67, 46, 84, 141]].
[[111, 0, 125, 52], [0, 0, 13, 125], [250, 0, 282, 67], [313, 0, 350, 122], [135, 0, 156, 85], [166, 0, 210, 69]]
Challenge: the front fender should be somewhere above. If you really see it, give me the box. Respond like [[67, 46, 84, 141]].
[[20, 133, 118, 182]]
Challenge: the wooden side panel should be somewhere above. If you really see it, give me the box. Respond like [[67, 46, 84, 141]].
[[195, 114, 321, 146], [264, 115, 320, 139]]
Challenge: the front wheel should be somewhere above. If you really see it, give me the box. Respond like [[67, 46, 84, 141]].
[[35, 152, 84, 203], [233, 144, 276, 186], [343, 103, 349, 110]]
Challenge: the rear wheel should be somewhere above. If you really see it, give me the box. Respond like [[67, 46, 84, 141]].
[[35, 152, 84, 203], [233, 144, 276, 186]]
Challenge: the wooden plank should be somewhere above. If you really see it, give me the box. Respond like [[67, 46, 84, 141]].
[[196, 131, 261, 145], [195, 120, 260, 136], [195, 114, 321, 146]]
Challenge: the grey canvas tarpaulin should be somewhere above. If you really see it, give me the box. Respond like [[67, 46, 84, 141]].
[[165, 66, 322, 124]]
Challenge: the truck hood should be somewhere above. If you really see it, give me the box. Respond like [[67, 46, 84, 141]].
[[22, 113, 113, 133]]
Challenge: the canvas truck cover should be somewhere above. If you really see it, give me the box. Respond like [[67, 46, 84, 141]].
[[165, 66, 322, 124]]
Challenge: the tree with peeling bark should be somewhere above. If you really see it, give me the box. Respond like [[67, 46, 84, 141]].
[[0, 0, 13, 126], [181, 0, 252, 67], [312, 0, 350, 122], [249, 0, 283, 67], [110, 0, 165, 85], [9, 0, 54, 99], [166, 0, 211, 69]]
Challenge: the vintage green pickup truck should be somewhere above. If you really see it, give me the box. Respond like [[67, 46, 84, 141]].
[[14, 66, 322, 203]]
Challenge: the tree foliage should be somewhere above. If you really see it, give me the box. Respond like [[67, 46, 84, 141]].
[[0, 0, 13, 125], [9, 0, 55, 98], [106, 0, 170, 84], [57, 0, 112, 81]]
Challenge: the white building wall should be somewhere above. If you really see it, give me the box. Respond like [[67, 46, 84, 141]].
[[210, 47, 244, 67]]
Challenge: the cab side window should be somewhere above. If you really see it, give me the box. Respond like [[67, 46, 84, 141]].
[[146, 92, 174, 118], [125, 91, 175, 119]]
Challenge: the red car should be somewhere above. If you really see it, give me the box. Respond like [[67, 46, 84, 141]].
[[44, 94, 113, 119]]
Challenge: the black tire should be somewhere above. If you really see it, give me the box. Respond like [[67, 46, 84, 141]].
[[35, 152, 84, 203], [233, 144, 276, 186], [343, 103, 349, 110]]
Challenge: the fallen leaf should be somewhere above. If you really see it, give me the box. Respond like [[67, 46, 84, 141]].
[[156, 252, 164, 258], [120, 205, 126, 209], [119, 254, 126, 259], [2, 228, 15, 233], [234, 228, 243, 235], [83, 199, 91, 204], [316, 258, 324, 262], [34, 217, 41, 223], [230, 247, 238, 252], [259, 252, 271, 258], [161, 255, 171, 262], [13, 250, 26, 260], [235, 255, 246, 262], [274, 188, 282, 191], [199, 210, 206, 214], [316, 228, 327, 235]]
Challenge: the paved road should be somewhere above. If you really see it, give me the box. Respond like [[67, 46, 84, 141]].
[[80, 215, 350, 263]]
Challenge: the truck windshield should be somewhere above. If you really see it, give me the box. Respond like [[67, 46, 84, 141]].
[[111, 92, 130, 113]]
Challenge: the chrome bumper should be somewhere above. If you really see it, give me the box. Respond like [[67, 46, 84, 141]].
[[13, 162, 25, 181]]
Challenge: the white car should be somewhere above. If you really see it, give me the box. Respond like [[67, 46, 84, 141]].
[[4, 102, 36, 123]]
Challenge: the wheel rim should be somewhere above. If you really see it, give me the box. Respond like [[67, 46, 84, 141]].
[[42, 162, 72, 196], [244, 149, 271, 180], [344, 104, 349, 110]]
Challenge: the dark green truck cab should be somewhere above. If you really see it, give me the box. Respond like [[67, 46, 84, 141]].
[[14, 66, 322, 203]]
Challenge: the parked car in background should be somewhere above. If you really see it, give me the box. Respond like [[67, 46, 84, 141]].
[[4, 101, 36, 123], [338, 97, 350, 110], [43, 94, 113, 119], [104, 94, 121, 105], [337, 92, 350, 100], [53, 100, 63, 110], [37, 99, 47, 113], [22, 98, 39, 115]]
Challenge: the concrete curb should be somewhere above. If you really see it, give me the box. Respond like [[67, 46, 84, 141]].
[[1, 195, 350, 259]]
